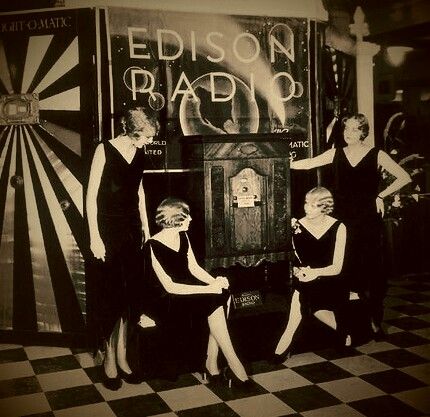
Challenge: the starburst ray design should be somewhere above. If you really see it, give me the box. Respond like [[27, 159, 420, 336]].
[[0, 40, 14, 94], [33, 37, 79, 94], [24, 126, 85, 330], [21, 35, 54, 94], [0, 128, 16, 330], [0, 11, 91, 332], [20, 126, 61, 332], [31, 126, 83, 216], [39, 86, 80, 111]]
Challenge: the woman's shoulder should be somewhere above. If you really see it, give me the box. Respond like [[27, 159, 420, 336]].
[[375, 148, 390, 160], [360, 144, 380, 156], [148, 232, 163, 244], [326, 216, 346, 232], [91, 142, 106, 163], [325, 214, 342, 222], [149, 232, 186, 252], [180, 231, 190, 246], [326, 215, 340, 225], [145, 236, 166, 256], [108, 136, 121, 145]]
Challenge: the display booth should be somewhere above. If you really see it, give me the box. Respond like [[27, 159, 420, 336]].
[[0, 2, 331, 344]]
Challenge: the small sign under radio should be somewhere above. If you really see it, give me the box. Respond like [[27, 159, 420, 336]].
[[233, 290, 263, 309]]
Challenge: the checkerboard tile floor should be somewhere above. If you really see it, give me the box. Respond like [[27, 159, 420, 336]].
[[1, 278, 430, 417]]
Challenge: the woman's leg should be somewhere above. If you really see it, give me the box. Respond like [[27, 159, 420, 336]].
[[104, 320, 119, 378], [206, 334, 220, 375], [315, 306, 352, 346], [207, 306, 248, 381], [116, 317, 132, 374], [206, 295, 231, 376], [314, 310, 337, 330], [275, 290, 302, 355]]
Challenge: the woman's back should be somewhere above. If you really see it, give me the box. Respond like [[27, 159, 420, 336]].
[[147, 232, 192, 287]]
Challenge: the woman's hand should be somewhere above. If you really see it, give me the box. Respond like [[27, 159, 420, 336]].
[[376, 196, 385, 217], [293, 267, 301, 278], [90, 236, 106, 261], [295, 266, 318, 282], [215, 276, 229, 289], [142, 229, 150, 246], [208, 280, 224, 294]]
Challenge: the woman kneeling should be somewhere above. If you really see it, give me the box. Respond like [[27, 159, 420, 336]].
[[273, 187, 349, 363]]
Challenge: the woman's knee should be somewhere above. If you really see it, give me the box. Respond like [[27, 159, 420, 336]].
[[209, 305, 225, 320]]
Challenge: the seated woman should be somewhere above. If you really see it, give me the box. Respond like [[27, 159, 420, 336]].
[[273, 187, 349, 363], [141, 198, 249, 386]]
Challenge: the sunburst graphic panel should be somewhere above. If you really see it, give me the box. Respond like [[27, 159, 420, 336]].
[[0, 9, 96, 335]]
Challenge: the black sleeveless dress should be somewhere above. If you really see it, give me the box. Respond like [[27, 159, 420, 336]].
[[91, 141, 146, 345], [293, 219, 348, 319], [331, 147, 383, 295], [140, 232, 230, 376]]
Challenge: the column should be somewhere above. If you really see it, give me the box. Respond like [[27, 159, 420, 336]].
[[350, 7, 380, 146]]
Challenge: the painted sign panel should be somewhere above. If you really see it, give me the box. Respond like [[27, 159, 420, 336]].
[[108, 8, 312, 169], [0, 9, 95, 334]]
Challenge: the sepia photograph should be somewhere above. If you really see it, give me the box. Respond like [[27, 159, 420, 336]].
[[0, 0, 429, 416]]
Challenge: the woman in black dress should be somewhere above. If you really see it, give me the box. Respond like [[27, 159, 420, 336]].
[[142, 198, 249, 385], [86, 107, 158, 390], [273, 187, 348, 362], [291, 113, 411, 338]]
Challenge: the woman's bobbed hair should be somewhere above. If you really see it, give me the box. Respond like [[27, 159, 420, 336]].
[[342, 113, 369, 141], [306, 186, 334, 215], [155, 198, 190, 228], [120, 107, 159, 136]]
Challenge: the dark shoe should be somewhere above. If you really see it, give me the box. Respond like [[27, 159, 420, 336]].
[[373, 327, 386, 342], [223, 367, 253, 390], [269, 349, 291, 365], [201, 368, 222, 384], [118, 368, 143, 384], [102, 369, 122, 391]]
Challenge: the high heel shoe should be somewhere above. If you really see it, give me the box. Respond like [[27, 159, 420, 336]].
[[269, 349, 292, 365], [118, 368, 143, 384], [201, 367, 222, 384], [102, 368, 122, 391], [372, 327, 385, 342], [223, 367, 253, 390]]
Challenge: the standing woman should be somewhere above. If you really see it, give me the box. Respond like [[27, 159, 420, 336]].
[[86, 107, 159, 390], [291, 113, 411, 338]]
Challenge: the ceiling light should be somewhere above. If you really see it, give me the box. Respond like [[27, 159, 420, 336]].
[[386, 46, 413, 66]]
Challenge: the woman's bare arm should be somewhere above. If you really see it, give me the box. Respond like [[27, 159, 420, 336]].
[[150, 247, 222, 295], [138, 182, 150, 241], [377, 151, 412, 198], [86, 144, 106, 260], [290, 148, 335, 170]]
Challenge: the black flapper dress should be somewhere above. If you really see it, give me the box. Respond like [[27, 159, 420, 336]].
[[140, 232, 230, 377], [331, 147, 383, 296], [293, 219, 348, 323], [91, 141, 146, 344]]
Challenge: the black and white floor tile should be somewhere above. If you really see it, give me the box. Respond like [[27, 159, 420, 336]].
[[1, 277, 430, 417]]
